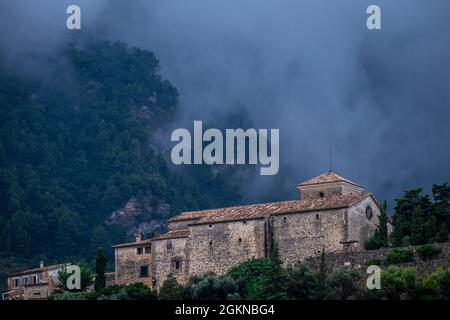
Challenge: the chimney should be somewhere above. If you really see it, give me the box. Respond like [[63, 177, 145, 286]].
[[40, 261, 44, 268], [135, 233, 142, 243]]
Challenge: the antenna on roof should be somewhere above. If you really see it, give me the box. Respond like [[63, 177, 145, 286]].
[[329, 147, 332, 172]]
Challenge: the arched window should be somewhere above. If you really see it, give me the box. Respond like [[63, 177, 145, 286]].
[[366, 205, 373, 220], [319, 192, 325, 198]]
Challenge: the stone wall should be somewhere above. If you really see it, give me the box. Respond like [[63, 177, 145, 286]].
[[346, 196, 380, 247], [115, 246, 152, 287], [188, 219, 266, 277], [273, 208, 348, 266], [168, 219, 196, 231], [297, 182, 364, 200], [151, 237, 189, 289], [305, 242, 450, 273]]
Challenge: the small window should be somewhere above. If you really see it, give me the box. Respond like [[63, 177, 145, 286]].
[[140, 265, 149, 278], [137, 247, 143, 255], [32, 275, 37, 284], [166, 241, 173, 250], [238, 238, 242, 244], [283, 217, 287, 222], [145, 246, 152, 254], [316, 214, 319, 220], [366, 205, 373, 220], [13, 278, 20, 288], [319, 192, 324, 198], [172, 259, 182, 270], [209, 240, 213, 248], [243, 220, 247, 224], [209, 224, 212, 229]]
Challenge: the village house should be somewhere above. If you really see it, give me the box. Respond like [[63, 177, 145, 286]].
[[4, 262, 67, 300], [113, 171, 381, 290]]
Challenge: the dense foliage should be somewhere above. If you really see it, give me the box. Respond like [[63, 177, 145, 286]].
[[0, 40, 241, 291], [51, 252, 450, 300], [365, 186, 450, 250]]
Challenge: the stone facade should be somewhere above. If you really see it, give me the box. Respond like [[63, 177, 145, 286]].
[[114, 171, 381, 290], [6, 263, 66, 300]]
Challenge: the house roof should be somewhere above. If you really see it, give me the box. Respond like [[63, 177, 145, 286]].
[[8, 264, 68, 277], [167, 210, 217, 223], [151, 229, 189, 241], [297, 171, 363, 188], [112, 238, 153, 248], [189, 192, 373, 226], [113, 229, 190, 248]]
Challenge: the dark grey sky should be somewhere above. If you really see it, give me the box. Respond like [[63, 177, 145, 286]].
[[1, 0, 450, 209]]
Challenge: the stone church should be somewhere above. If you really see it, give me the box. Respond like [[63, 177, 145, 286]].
[[113, 171, 380, 289]]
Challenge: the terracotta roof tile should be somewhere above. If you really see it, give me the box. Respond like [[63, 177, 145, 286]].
[[8, 264, 68, 277], [112, 239, 153, 248], [168, 210, 217, 223], [151, 229, 189, 241], [297, 171, 363, 188], [190, 193, 372, 225]]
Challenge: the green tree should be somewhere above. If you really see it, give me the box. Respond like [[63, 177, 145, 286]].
[[410, 206, 424, 245], [94, 248, 107, 292], [378, 200, 389, 246], [286, 264, 316, 300], [328, 268, 362, 300], [381, 266, 417, 300], [58, 265, 93, 292], [438, 268, 450, 300], [227, 257, 272, 299], [159, 274, 183, 300], [436, 224, 449, 243], [264, 243, 288, 299]]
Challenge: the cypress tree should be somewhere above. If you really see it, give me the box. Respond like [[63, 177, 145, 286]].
[[94, 247, 107, 292], [378, 200, 389, 246]]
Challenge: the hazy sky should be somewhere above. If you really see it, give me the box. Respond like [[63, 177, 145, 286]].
[[1, 0, 450, 208]]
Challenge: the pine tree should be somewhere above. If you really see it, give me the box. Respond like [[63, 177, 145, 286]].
[[94, 247, 107, 292], [411, 206, 424, 245], [436, 224, 449, 243], [424, 215, 438, 243]]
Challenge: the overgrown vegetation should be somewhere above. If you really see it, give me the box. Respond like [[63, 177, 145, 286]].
[[0, 40, 242, 291], [51, 252, 450, 300], [416, 244, 442, 261], [384, 249, 414, 265]]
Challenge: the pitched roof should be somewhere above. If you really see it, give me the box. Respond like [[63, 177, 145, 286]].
[[297, 171, 363, 188], [168, 210, 217, 223], [8, 264, 68, 277], [151, 229, 189, 241], [189, 192, 372, 226], [112, 239, 153, 248]]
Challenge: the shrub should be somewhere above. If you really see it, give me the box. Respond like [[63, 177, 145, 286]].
[[438, 268, 450, 299], [327, 268, 362, 300], [416, 244, 442, 261], [384, 249, 414, 265], [183, 275, 240, 300], [381, 266, 417, 300], [286, 264, 316, 300], [367, 258, 382, 266], [227, 257, 272, 299], [159, 274, 183, 300]]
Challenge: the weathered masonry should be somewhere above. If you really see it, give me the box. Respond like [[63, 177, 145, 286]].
[[113, 171, 381, 289]]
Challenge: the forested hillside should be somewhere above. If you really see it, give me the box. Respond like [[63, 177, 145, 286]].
[[0, 40, 241, 290]]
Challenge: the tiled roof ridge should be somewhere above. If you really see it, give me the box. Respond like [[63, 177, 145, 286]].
[[297, 171, 363, 188], [190, 192, 372, 226]]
